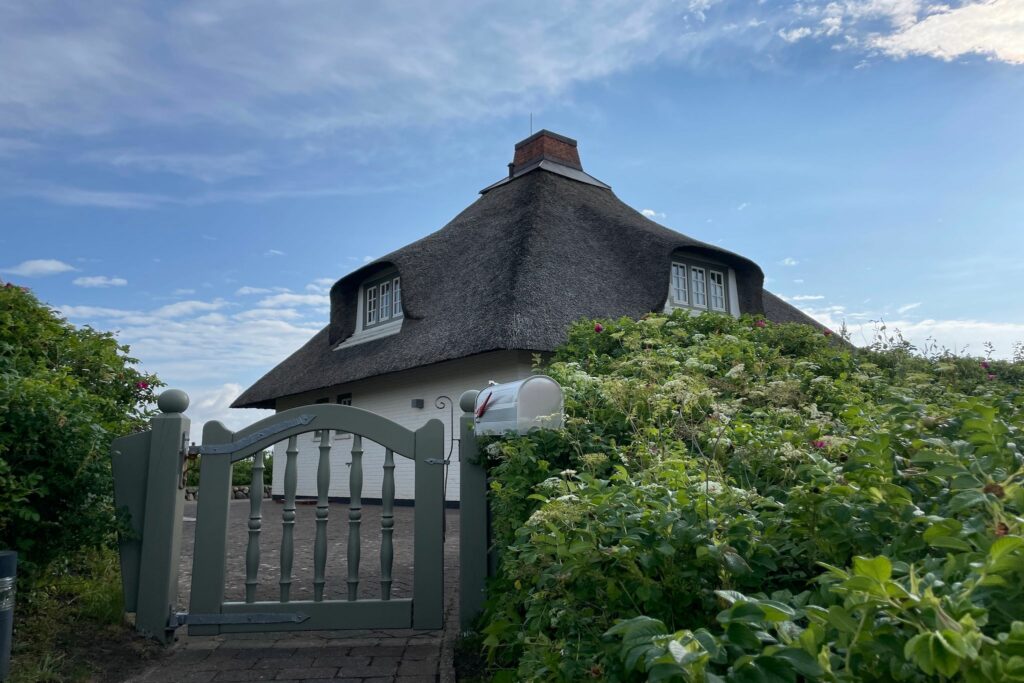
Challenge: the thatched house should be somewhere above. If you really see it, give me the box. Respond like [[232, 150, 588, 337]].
[[234, 130, 820, 503]]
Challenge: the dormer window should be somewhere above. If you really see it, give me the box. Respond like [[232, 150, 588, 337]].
[[668, 258, 730, 314], [364, 273, 403, 330]]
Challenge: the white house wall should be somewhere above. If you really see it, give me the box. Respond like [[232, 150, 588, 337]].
[[270, 350, 535, 504]]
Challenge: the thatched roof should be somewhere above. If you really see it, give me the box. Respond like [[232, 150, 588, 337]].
[[234, 133, 822, 409]]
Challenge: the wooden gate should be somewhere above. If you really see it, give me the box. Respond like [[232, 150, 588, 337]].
[[186, 404, 446, 635]]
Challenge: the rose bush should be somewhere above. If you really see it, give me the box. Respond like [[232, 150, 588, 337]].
[[478, 311, 1023, 681]]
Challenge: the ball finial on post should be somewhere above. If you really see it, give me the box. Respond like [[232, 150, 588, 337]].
[[157, 389, 189, 414], [459, 390, 480, 414]]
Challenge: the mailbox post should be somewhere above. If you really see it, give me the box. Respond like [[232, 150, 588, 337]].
[[458, 376, 564, 631]]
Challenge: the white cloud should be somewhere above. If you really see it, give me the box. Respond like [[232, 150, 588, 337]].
[[872, 0, 1024, 64], [233, 308, 303, 321], [793, 279, 804, 284], [258, 293, 330, 308], [236, 286, 272, 295], [173, 288, 196, 295], [779, 27, 813, 42], [152, 299, 228, 318], [265, 249, 285, 257], [790, 294, 825, 301], [185, 383, 274, 432], [57, 305, 140, 319], [305, 277, 336, 294], [794, 303, 1024, 359], [86, 150, 263, 183], [736, 202, 748, 211], [1, 259, 76, 277], [780, 257, 799, 266], [72, 275, 127, 287], [641, 208, 667, 220], [897, 302, 922, 314]]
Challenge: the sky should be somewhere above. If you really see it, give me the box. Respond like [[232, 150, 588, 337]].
[[1, 0, 1022, 429]]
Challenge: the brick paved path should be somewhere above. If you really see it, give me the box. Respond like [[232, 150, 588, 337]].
[[127, 500, 460, 683]]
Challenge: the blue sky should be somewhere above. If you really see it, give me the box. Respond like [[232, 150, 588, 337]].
[[2, 0, 1022, 427]]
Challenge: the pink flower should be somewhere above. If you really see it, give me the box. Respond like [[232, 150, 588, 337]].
[[987, 374, 996, 381], [136, 381, 150, 389], [754, 320, 766, 328], [980, 361, 991, 370], [823, 329, 833, 337], [594, 323, 604, 333], [811, 439, 826, 449]]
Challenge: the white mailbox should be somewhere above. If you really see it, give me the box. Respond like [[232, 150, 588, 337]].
[[473, 375, 564, 436]]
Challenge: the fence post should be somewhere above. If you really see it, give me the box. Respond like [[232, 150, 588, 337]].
[[0, 551, 15, 681], [135, 390, 190, 643], [458, 390, 488, 632]]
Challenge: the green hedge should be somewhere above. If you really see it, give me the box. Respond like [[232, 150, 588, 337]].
[[480, 311, 1023, 682], [0, 283, 159, 578]]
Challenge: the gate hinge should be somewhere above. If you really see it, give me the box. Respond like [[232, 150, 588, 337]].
[[170, 611, 310, 628]]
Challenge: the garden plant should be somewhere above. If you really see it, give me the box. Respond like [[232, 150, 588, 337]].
[[0, 282, 161, 681], [477, 311, 1024, 682]]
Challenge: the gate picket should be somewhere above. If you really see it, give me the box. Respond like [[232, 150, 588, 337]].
[[381, 448, 395, 600], [244, 451, 264, 603], [280, 436, 298, 602], [313, 431, 331, 602], [347, 435, 363, 601]]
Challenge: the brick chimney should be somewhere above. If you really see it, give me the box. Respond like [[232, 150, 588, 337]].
[[511, 130, 582, 175]]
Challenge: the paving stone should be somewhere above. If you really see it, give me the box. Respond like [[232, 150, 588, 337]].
[[273, 668, 338, 680], [402, 645, 438, 660], [348, 645, 406, 657], [396, 676, 440, 683], [399, 659, 438, 675], [336, 661, 400, 678], [310, 655, 372, 668], [212, 671, 281, 682], [242, 648, 299, 659], [252, 656, 315, 669], [220, 640, 281, 650], [146, 670, 218, 683], [195, 656, 257, 671]]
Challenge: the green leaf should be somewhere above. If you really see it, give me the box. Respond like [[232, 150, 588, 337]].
[[853, 555, 892, 583], [826, 606, 859, 634], [990, 536, 1024, 562], [928, 536, 973, 552], [773, 648, 825, 678], [949, 490, 987, 513], [758, 600, 797, 623]]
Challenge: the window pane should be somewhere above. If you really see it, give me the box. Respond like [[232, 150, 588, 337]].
[[379, 281, 391, 321], [709, 271, 726, 311], [393, 277, 402, 317], [671, 263, 688, 304], [691, 267, 707, 307], [366, 285, 377, 325]]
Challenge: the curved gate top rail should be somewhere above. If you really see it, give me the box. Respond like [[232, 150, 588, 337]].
[[195, 403, 419, 463]]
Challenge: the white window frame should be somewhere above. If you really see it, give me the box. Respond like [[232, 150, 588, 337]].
[[666, 256, 735, 317], [366, 285, 378, 326], [671, 262, 688, 305], [709, 270, 726, 312], [691, 265, 708, 309], [379, 280, 391, 322], [392, 277, 402, 317]]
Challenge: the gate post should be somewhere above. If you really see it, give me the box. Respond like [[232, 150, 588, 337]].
[[458, 390, 487, 631], [135, 390, 190, 642]]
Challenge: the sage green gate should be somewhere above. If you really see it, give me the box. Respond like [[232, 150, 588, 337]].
[[186, 403, 445, 635]]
